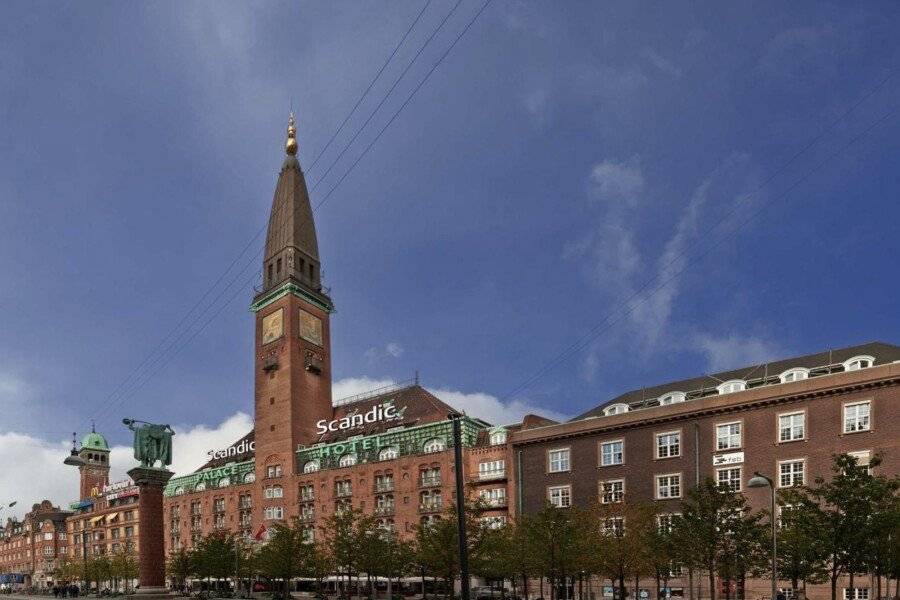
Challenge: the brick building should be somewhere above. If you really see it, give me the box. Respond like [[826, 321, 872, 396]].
[[161, 116, 556, 553], [512, 341, 900, 600], [0, 501, 71, 589]]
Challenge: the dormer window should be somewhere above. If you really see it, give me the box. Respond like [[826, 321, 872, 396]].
[[338, 454, 357, 468], [489, 430, 507, 445], [423, 438, 446, 453], [303, 460, 320, 473], [843, 355, 874, 371], [603, 404, 629, 416], [659, 392, 686, 406], [378, 447, 399, 461], [779, 368, 809, 383], [717, 380, 746, 395]]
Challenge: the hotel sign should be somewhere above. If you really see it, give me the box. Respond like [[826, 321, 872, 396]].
[[315, 401, 406, 435], [206, 439, 256, 460], [713, 451, 744, 466]]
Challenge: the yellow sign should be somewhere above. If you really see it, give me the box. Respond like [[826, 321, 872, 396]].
[[299, 309, 323, 346], [261, 308, 284, 344]]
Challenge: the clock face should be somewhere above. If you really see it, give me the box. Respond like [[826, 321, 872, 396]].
[[261, 308, 284, 344], [299, 309, 323, 346]]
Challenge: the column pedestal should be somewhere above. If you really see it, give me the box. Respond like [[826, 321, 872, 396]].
[[127, 466, 174, 599]]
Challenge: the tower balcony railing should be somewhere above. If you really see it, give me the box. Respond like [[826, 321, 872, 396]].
[[374, 505, 395, 516], [477, 469, 506, 481], [374, 481, 394, 493], [419, 501, 443, 514], [334, 488, 353, 498], [420, 475, 441, 488]]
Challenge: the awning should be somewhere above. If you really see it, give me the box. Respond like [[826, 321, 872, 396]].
[[106, 512, 120, 522], [90, 515, 105, 525]]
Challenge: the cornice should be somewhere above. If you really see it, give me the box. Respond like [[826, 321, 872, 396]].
[[512, 363, 900, 446], [250, 280, 334, 314]]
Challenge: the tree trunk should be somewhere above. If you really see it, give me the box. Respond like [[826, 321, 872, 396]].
[[687, 569, 694, 600], [708, 567, 717, 600], [830, 572, 838, 600]]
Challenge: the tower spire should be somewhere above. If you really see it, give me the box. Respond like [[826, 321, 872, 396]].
[[286, 111, 298, 156]]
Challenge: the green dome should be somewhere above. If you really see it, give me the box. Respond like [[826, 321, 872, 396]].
[[81, 431, 109, 451]]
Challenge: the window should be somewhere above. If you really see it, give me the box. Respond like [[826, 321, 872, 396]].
[[548, 485, 572, 508], [716, 422, 742, 450], [264, 506, 284, 520], [604, 403, 629, 416], [338, 454, 357, 467], [173, 486, 184, 495], [844, 589, 869, 600], [303, 460, 320, 473], [489, 430, 507, 445], [378, 447, 399, 461], [848, 450, 872, 474], [602, 516, 625, 536], [266, 465, 283, 478], [548, 448, 571, 473], [481, 516, 507, 529], [716, 467, 742, 492], [843, 356, 874, 371], [421, 467, 441, 486], [423, 438, 446, 453], [601, 480, 624, 504], [657, 513, 679, 533], [299, 484, 315, 501], [217, 477, 230, 488], [600, 440, 624, 466], [656, 431, 680, 458], [242, 472, 256, 483], [717, 380, 746, 394], [479, 488, 507, 507], [779, 460, 805, 488], [656, 474, 682, 499], [264, 485, 283, 499], [780, 368, 809, 383], [779, 412, 805, 442], [478, 460, 506, 479], [194, 482, 206, 492], [335, 480, 352, 497], [844, 401, 871, 433], [659, 392, 686, 405]]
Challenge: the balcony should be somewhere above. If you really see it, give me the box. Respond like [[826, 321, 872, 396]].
[[420, 476, 441, 488], [374, 505, 395, 516], [480, 497, 508, 508], [419, 501, 443, 514], [478, 469, 506, 481], [334, 488, 352, 498], [374, 481, 394, 493], [299, 493, 315, 503], [299, 512, 315, 523]]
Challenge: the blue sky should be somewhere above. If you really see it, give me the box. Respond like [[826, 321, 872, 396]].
[[1, 1, 899, 511]]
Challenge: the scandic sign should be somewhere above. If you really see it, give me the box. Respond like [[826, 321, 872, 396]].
[[315, 403, 405, 435], [207, 439, 256, 460]]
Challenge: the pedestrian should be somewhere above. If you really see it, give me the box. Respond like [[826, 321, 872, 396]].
[[776, 592, 785, 600], [53, 586, 60, 598]]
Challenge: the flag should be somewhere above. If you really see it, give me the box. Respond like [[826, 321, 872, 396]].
[[254, 523, 267, 541]]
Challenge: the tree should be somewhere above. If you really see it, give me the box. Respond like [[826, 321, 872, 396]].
[[110, 543, 139, 593], [166, 547, 195, 592], [775, 490, 829, 594], [518, 504, 592, 600], [193, 530, 239, 588], [256, 518, 313, 599], [415, 504, 485, 599], [471, 523, 517, 598], [322, 507, 379, 599], [672, 478, 755, 600], [590, 502, 657, 600]]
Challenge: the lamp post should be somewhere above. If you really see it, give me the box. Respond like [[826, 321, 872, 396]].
[[62, 432, 89, 589], [748, 472, 777, 600], [448, 413, 471, 600]]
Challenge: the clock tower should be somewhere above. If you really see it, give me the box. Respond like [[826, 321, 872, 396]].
[[250, 114, 334, 509], [78, 428, 111, 501]]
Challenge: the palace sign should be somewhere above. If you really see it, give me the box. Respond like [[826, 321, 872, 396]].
[[206, 439, 256, 460], [315, 402, 405, 435]]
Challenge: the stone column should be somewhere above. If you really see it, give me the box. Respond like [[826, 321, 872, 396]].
[[127, 466, 174, 597]]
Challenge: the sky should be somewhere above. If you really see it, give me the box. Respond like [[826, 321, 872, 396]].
[[1, 1, 899, 518]]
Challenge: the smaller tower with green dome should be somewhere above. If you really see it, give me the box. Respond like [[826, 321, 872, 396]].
[[78, 423, 111, 500]]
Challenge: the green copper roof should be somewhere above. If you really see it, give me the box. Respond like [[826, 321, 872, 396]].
[[81, 431, 110, 451]]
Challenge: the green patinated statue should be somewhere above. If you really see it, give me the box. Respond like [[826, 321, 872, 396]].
[[123, 418, 175, 469]]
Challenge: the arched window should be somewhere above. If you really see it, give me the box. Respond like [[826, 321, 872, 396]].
[[378, 447, 399, 461], [338, 454, 357, 468], [843, 355, 875, 371], [217, 477, 230, 488], [779, 368, 809, 383], [717, 380, 746, 394], [264, 485, 283, 499], [194, 482, 206, 492], [243, 472, 256, 484], [489, 430, 507, 445], [303, 460, 320, 473], [603, 404, 629, 416], [423, 438, 445, 453], [658, 392, 686, 406], [173, 486, 184, 496]]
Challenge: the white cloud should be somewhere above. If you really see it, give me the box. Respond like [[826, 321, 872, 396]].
[[589, 158, 645, 206], [364, 342, 404, 361], [0, 412, 253, 520], [0, 369, 31, 404], [643, 48, 682, 78], [694, 333, 785, 373], [332, 376, 397, 403], [520, 89, 550, 127]]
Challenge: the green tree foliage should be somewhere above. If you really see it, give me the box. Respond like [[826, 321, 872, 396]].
[[256, 518, 312, 598], [166, 547, 195, 590], [517, 504, 593, 600]]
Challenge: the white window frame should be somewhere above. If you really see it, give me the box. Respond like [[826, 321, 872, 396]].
[[548, 448, 571, 473], [658, 392, 686, 406], [423, 438, 446, 453], [600, 440, 624, 466], [548, 485, 572, 508], [339, 454, 357, 467], [779, 368, 809, 383], [378, 446, 399, 461], [717, 379, 747, 394], [778, 411, 805, 442], [847, 450, 872, 473], [843, 355, 874, 372], [303, 460, 320, 473], [716, 421, 742, 450], [489, 430, 507, 445], [656, 473, 682, 499], [656, 431, 681, 459], [604, 403, 629, 416], [716, 466, 742, 492], [779, 459, 805, 488], [600, 479, 625, 504], [844, 589, 870, 600], [843, 401, 871, 433]]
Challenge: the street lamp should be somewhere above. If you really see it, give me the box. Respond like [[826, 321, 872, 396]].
[[63, 432, 86, 467], [448, 413, 471, 600], [748, 472, 777, 600]]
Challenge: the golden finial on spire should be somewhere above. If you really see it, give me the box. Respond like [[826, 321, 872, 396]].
[[286, 111, 298, 156]]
